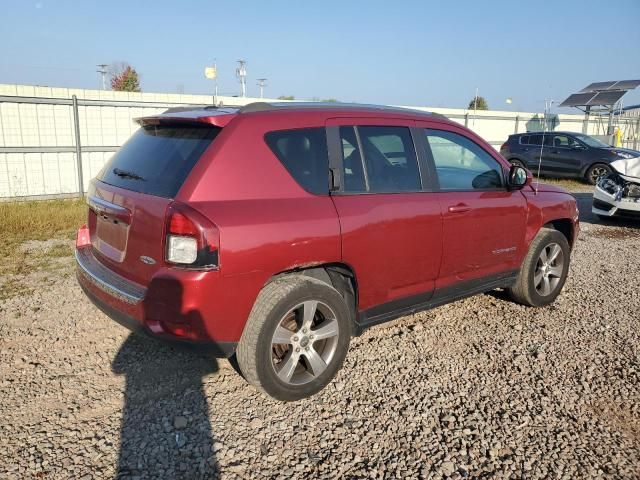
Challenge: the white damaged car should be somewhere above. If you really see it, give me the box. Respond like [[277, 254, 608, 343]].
[[592, 156, 640, 220]]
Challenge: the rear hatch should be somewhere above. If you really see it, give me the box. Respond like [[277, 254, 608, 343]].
[[87, 121, 221, 285]]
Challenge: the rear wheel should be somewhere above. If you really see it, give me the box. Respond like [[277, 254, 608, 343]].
[[509, 228, 570, 307], [236, 275, 351, 401], [586, 163, 611, 185]]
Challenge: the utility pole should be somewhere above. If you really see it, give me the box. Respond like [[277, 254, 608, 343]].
[[257, 78, 267, 98], [97, 64, 109, 90], [236, 60, 247, 97]]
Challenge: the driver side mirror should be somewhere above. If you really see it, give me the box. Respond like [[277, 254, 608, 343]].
[[508, 165, 531, 189]]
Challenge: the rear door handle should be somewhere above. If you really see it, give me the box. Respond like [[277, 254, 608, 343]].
[[448, 203, 471, 214]]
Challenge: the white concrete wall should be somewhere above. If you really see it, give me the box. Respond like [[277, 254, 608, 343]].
[[0, 83, 638, 199]]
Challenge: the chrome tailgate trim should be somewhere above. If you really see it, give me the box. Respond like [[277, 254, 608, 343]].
[[76, 248, 146, 304]]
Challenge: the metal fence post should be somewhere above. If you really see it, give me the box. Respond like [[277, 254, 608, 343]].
[[635, 117, 640, 150], [72, 95, 84, 197], [514, 116, 519, 134], [464, 113, 469, 127]]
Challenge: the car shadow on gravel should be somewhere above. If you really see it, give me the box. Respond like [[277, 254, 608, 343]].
[[112, 277, 222, 479]]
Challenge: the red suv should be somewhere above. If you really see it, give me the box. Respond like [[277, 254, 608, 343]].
[[76, 102, 579, 401]]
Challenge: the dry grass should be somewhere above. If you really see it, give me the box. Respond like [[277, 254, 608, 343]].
[[0, 199, 86, 298], [0, 198, 86, 245], [534, 177, 590, 192]]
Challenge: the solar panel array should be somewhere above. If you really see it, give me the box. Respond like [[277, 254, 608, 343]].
[[560, 79, 640, 107]]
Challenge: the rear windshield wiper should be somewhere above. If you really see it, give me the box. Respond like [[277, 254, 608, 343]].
[[113, 168, 145, 181]]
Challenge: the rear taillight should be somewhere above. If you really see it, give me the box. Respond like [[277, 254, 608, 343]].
[[500, 142, 509, 153], [165, 202, 219, 269]]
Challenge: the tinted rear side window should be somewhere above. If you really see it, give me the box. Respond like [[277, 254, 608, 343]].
[[97, 124, 220, 198], [527, 134, 553, 146], [265, 128, 329, 195], [357, 126, 421, 192], [519, 135, 529, 145]]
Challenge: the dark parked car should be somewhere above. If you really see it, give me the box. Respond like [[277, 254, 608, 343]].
[[76, 102, 579, 401], [500, 132, 640, 184]]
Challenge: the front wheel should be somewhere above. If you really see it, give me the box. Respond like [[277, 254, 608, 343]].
[[508, 228, 570, 307], [236, 275, 351, 401], [586, 163, 611, 185]]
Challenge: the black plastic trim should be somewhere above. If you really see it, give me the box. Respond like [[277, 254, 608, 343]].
[[355, 270, 518, 335]]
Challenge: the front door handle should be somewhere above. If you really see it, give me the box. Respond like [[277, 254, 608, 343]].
[[448, 203, 471, 214]]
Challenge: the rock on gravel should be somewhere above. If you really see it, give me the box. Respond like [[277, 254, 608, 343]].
[[0, 192, 639, 479]]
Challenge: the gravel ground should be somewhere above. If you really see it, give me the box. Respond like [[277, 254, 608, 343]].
[[1, 190, 639, 479]]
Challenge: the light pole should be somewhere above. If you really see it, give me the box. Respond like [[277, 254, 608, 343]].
[[204, 60, 218, 105], [97, 64, 108, 90], [236, 60, 247, 97], [257, 78, 267, 98]]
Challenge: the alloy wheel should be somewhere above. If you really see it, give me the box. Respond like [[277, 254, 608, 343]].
[[271, 300, 340, 385], [534, 242, 564, 296]]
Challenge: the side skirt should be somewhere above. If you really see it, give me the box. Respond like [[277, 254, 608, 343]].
[[354, 270, 518, 335]]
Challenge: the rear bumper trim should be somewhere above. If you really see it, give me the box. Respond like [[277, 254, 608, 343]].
[[78, 280, 237, 358], [75, 247, 146, 304]]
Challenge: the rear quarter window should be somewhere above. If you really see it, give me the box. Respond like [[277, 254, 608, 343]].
[[97, 123, 220, 198], [265, 128, 329, 195]]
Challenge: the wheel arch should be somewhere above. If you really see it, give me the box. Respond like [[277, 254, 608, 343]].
[[268, 263, 360, 335], [543, 219, 575, 248]]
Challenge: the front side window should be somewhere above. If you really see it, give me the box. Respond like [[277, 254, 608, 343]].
[[552, 134, 579, 148], [573, 133, 609, 148], [265, 128, 329, 195], [424, 129, 504, 190]]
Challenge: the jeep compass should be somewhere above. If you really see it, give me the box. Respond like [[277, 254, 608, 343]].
[[76, 102, 579, 401]]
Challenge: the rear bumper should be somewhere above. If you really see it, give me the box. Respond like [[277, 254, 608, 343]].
[[75, 247, 237, 357], [592, 186, 640, 218]]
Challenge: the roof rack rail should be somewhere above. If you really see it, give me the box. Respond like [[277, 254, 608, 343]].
[[237, 101, 447, 119]]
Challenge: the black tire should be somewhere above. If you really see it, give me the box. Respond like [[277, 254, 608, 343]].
[[585, 163, 611, 185], [509, 159, 526, 169], [236, 275, 351, 401], [508, 227, 570, 307]]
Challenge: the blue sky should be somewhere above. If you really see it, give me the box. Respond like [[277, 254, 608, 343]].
[[2, 0, 639, 112]]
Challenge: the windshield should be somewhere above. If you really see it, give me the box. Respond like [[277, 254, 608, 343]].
[[97, 123, 220, 198], [573, 133, 610, 148]]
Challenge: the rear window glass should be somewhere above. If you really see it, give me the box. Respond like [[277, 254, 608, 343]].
[[265, 128, 329, 195], [97, 124, 220, 198]]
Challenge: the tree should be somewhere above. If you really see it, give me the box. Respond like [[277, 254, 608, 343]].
[[321, 98, 339, 103], [110, 62, 141, 92], [277, 95, 295, 100], [468, 96, 488, 111]]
